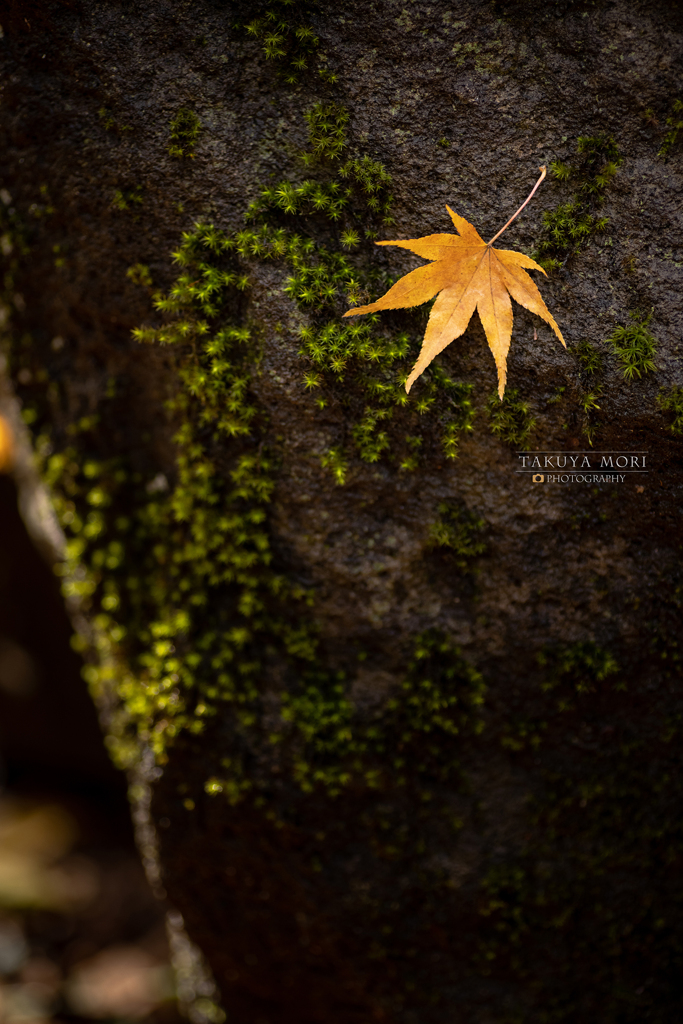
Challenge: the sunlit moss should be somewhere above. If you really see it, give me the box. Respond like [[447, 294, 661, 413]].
[[24, 105, 479, 787], [243, 0, 327, 85]]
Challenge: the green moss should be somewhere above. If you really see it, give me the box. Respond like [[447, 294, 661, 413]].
[[571, 341, 605, 446], [182, 631, 485, 800], [537, 641, 618, 693], [11, 104, 479, 793], [243, 0, 329, 85], [5, 88, 683, 1023], [607, 310, 657, 380], [657, 386, 683, 435], [535, 136, 621, 270], [659, 98, 683, 157], [319, 446, 348, 484], [486, 388, 535, 447], [573, 339, 603, 376], [276, 630, 485, 795], [241, 101, 474, 475], [36, 220, 319, 767], [32, 278, 481, 788], [303, 101, 348, 161], [168, 108, 201, 158], [98, 106, 131, 134], [428, 502, 486, 568], [126, 263, 152, 288], [112, 187, 142, 212], [580, 388, 602, 447]]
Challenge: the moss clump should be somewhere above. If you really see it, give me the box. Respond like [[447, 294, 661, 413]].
[[657, 386, 683, 435], [573, 339, 603, 376], [126, 263, 152, 288], [535, 136, 621, 271], [168, 108, 201, 158], [16, 104, 479, 789], [571, 340, 605, 446], [241, 101, 474, 474], [275, 630, 485, 796], [573, 342, 606, 446], [319, 445, 348, 484], [198, 631, 485, 800], [300, 321, 474, 470], [659, 98, 683, 157], [245, 111, 392, 224], [112, 187, 142, 212], [487, 388, 535, 447], [244, 0, 329, 85], [428, 502, 486, 568], [40, 221, 318, 767], [607, 311, 657, 380], [98, 106, 131, 134], [303, 101, 348, 161], [537, 641, 618, 693], [580, 388, 602, 447], [1, 97, 483, 820]]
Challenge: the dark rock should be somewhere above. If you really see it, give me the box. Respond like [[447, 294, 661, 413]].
[[1, 1, 683, 1020]]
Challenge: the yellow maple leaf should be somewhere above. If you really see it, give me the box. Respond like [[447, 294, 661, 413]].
[[344, 166, 565, 399]]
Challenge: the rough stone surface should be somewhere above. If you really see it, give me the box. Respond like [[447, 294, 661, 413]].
[[2, 1, 683, 1021]]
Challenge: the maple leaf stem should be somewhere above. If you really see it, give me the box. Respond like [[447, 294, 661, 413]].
[[487, 166, 547, 246]]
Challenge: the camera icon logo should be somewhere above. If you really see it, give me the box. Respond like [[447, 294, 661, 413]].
[[532, 474, 544, 483]]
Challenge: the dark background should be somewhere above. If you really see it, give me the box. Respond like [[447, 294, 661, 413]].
[[0, 471, 176, 1024]]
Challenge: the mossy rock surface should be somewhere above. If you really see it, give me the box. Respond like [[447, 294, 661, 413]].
[[1, 1, 683, 1021]]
